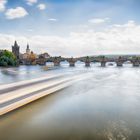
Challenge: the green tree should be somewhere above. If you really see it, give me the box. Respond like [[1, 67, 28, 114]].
[[0, 50, 17, 67]]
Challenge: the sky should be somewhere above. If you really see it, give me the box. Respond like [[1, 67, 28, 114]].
[[0, 0, 140, 56]]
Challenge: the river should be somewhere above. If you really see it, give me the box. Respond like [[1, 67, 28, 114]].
[[1, 62, 140, 140]]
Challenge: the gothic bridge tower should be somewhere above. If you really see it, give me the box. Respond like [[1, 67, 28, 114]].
[[12, 41, 20, 59]]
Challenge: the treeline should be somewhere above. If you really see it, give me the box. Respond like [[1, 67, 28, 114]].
[[0, 50, 17, 67]]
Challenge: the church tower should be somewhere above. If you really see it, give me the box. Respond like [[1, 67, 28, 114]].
[[12, 41, 20, 59], [26, 44, 30, 54]]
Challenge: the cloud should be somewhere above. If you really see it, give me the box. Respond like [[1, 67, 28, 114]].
[[5, 7, 28, 20], [48, 18, 57, 21], [26, 0, 37, 5], [88, 18, 110, 25], [0, 0, 7, 12], [1, 21, 140, 57], [112, 20, 135, 28], [37, 4, 46, 10]]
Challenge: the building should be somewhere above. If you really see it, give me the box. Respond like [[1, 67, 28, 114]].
[[22, 44, 37, 59], [12, 41, 20, 59], [22, 44, 30, 60], [21, 44, 37, 65], [39, 52, 50, 59]]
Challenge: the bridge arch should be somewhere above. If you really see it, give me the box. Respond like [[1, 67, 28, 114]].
[[60, 60, 69, 67], [75, 60, 85, 67], [123, 60, 132, 67]]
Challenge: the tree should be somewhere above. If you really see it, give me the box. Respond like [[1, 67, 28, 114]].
[[0, 50, 17, 67]]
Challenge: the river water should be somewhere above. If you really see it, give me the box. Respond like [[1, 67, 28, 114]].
[[1, 62, 140, 140]]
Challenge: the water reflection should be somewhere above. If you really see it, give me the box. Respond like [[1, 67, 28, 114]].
[[1, 65, 140, 139]]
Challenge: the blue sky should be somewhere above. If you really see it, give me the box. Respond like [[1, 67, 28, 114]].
[[0, 0, 140, 56], [0, 0, 139, 35]]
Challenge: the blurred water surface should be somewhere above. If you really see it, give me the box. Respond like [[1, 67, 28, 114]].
[[1, 62, 140, 140]]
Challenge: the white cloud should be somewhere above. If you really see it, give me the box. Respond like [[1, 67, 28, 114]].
[[37, 4, 46, 10], [112, 20, 136, 28], [0, 0, 7, 12], [1, 21, 140, 57], [5, 7, 28, 20], [88, 18, 110, 25], [26, 0, 37, 5], [48, 18, 57, 21]]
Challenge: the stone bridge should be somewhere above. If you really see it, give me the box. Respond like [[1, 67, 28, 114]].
[[36, 56, 140, 67]]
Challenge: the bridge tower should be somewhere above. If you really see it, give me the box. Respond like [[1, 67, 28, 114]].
[[116, 56, 123, 67], [12, 41, 20, 60], [85, 56, 90, 67]]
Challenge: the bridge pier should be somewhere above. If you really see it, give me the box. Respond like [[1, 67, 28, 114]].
[[85, 56, 90, 67], [53, 57, 60, 66], [133, 62, 139, 67], [116, 56, 123, 67], [116, 62, 123, 67], [37, 60, 46, 65], [54, 62, 60, 66], [100, 56, 106, 67], [101, 62, 106, 67], [132, 57, 139, 67], [85, 62, 90, 67], [69, 58, 76, 67], [69, 62, 75, 67]]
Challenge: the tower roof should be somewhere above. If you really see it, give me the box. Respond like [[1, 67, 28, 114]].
[[14, 40, 17, 46], [13, 40, 19, 48]]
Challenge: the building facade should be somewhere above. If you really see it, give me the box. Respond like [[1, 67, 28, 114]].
[[21, 44, 37, 65]]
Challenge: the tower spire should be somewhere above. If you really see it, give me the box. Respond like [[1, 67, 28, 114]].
[[27, 43, 29, 49], [26, 43, 30, 54], [14, 40, 18, 46]]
